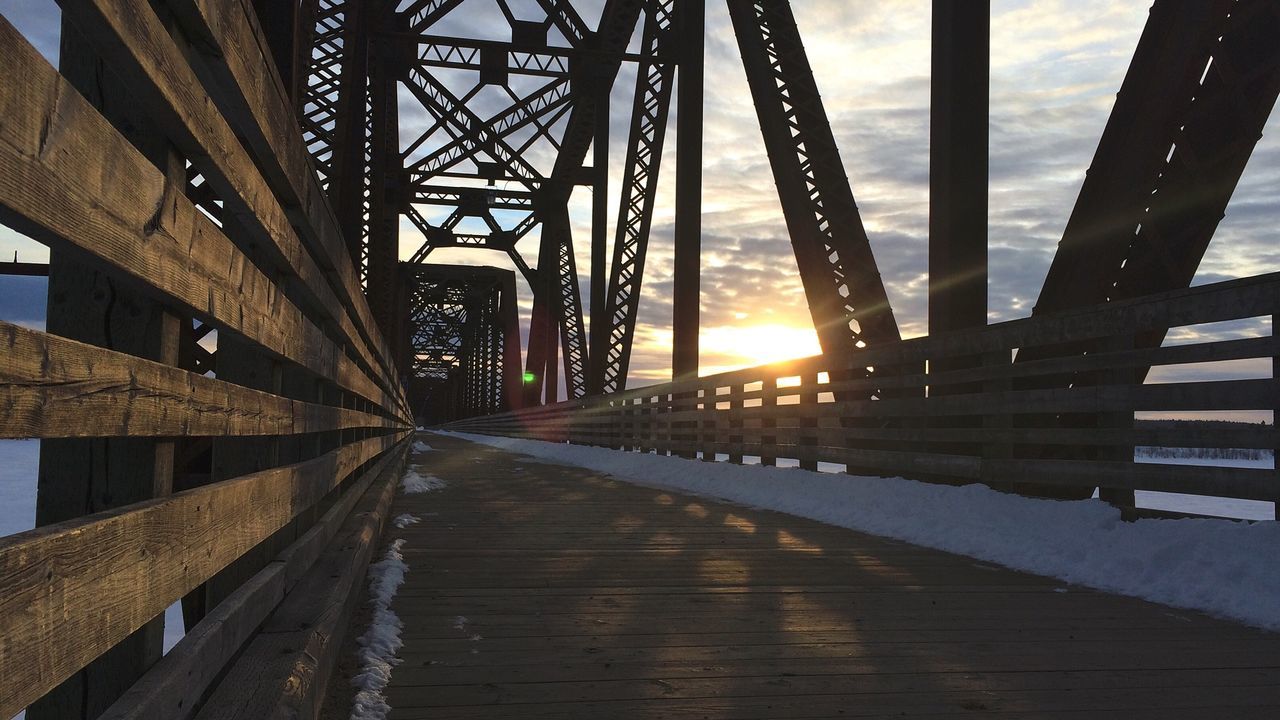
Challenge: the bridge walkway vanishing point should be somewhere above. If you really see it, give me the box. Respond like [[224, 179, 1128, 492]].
[[324, 432, 1280, 719]]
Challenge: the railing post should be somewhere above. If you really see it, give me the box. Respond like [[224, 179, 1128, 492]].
[[29, 26, 186, 717], [729, 382, 745, 464], [762, 377, 778, 466], [1098, 333, 1137, 510], [980, 349, 1012, 485], [701, 388, 716, 462], [1273, 313, 1279, 521], [800, 372, 819, 471]]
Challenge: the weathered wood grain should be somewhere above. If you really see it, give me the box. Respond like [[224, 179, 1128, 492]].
[[0, 19, 401, 416], [52, 0, 404, 413], [164, 0, 405, 401], [0, 321, 396, 439], [195, 438, 407, 720], [0, 432, 405, 719], [98, 439, 408, 720]]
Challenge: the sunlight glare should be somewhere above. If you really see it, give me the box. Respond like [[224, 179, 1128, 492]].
[[700, 324, 823, 375]]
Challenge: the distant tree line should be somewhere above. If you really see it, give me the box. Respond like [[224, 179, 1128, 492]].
[[1134, 418, 1273, 460]]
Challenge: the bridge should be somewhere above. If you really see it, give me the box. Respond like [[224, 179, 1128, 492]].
[[1, 1, 1278, 718]]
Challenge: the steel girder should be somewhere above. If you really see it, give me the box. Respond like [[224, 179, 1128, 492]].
[[402, 0, 468, 34], [1033, 0, 1280, 350], [298, 0, 351, 189], [294, 0, 668, 405], [536, 0, 590, 47], [728, 0, 901, 364], [597, 1, 676, 394], [367, 17, 402, 339], [532, 0, 650, 397], [523, 0, 648, 402], [400, 264, 521, 422]]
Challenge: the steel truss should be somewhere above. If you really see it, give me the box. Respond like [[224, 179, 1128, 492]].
[[598, 1, 675, 394], [728, 0, 901, 365], [1037, 0, 1280, 333], [399, 264, 522, 423]]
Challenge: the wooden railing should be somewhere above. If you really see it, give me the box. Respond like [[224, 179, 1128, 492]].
[[449, 272, 1279, 518], [0, 3, 411, 719]]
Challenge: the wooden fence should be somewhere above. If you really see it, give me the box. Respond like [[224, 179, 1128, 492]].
[[0, 3, 411, 719], [449, 272, 1280, 520]]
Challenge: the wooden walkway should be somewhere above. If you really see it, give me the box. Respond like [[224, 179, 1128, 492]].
[[330, 433, 1280, 719]]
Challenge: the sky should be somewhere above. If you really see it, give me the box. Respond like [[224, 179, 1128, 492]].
[[1, 0, 1278, 395]]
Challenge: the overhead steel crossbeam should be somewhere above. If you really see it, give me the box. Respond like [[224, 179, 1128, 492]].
[[406, 77, 573, 182], [1033, 0, 1280, 355], [728, 0, 901, 367], [598, 1, 676, 394], [536, 0, 590, 47], [412, 35, 572, 77], [294, 0, 668, 406], [402, 0, 468, 34], [402, 67, 545, 187]]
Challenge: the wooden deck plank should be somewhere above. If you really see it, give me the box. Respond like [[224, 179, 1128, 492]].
[[332, 433, 1280, 719]]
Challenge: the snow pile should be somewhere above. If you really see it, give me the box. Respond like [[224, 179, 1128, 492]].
[[412, 441, 434, 453], [349, 539, 409, 720], [446, 432, 1280, 631], [400, 469, 445, 494], [393, 513, 421, 529]]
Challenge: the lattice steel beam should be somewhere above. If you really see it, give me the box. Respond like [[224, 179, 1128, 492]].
[[536, 0, 590, 46], [728, 0, 901, 363], [402, 0, 467, 33], [598, 1, 675, 394], [406, 77, 572, 181], [402, 65, 545, 188]]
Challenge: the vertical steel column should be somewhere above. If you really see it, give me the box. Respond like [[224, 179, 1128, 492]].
[[525, 216, 555, 406], [598, 3, 676, 394], [589, 83, 610, 395], [672, 0, 704, 382], [327, 0, 371, 268], [367, 2, 401, 339], [500, 272, 524, 410], [928, 0, 988, 340]]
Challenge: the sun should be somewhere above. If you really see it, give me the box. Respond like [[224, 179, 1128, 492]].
[[699, 323, 823, 375]]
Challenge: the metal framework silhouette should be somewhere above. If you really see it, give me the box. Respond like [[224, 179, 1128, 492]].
[[285, 0, 1280, 424]]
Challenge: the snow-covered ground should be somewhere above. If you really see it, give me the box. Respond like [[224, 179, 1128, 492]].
[[444, 431, 1280, 632]]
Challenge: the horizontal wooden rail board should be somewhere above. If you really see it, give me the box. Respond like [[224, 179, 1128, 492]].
[[53, 0, 405, 413], [163, 0, 403, 403], [450, 272, 1280, 506], [98, 438, 408, 720], [195, 438, 407, 720], [0, 431, 406, 718], [0, 321, 400, 439], [0, 19, 401, 416]]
